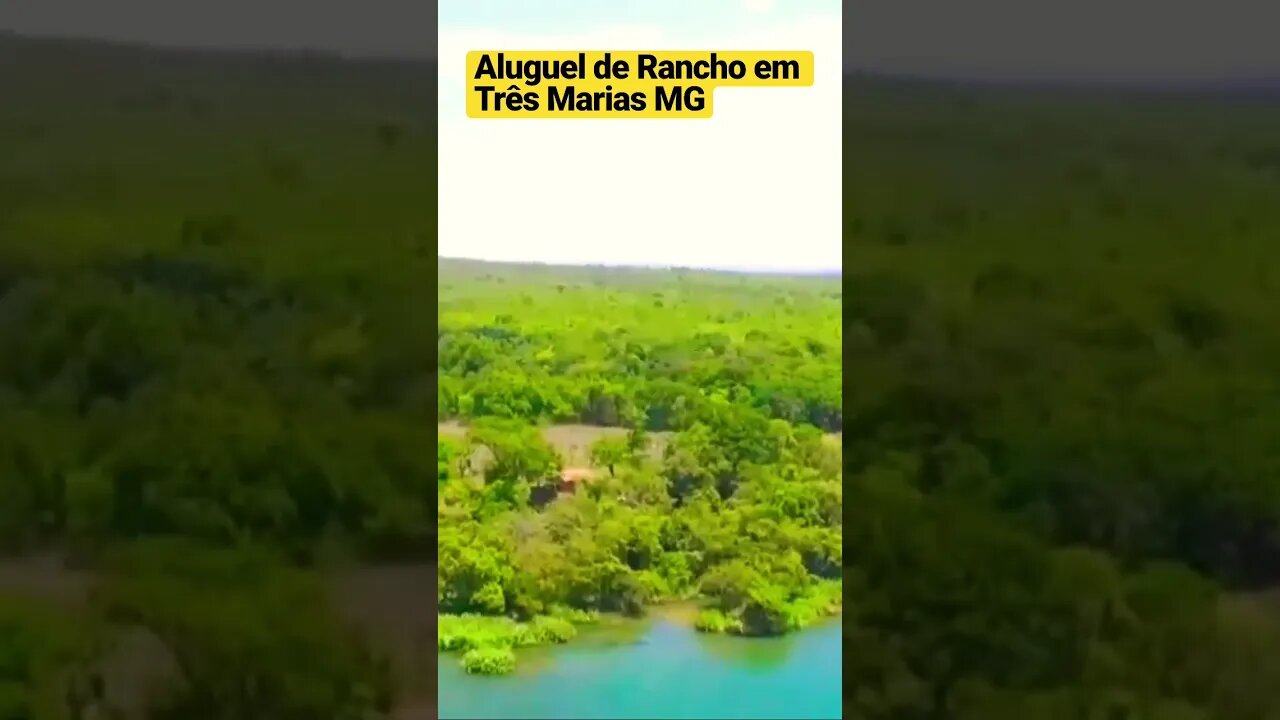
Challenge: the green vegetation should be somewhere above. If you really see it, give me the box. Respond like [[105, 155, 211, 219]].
[[437, 613, 581, 675], [2, 31, 843, 712], [841, 76, 1280, 718], [437, 261, 845, 660], [438, 613, 578, 650], [98, 540, 394, 719], [0, 598, 99, 720], [0, 35, 432, 718], [461, 646, 516, 676], [437, 262, 841, 432], [7, 25, 1280, 720]]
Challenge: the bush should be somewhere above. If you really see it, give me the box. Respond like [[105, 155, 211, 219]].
[[461, 647, 516, 675], [547, 606, 600, 625], [523, 616, 576, 645], [694, 608, 742, 634], [438, 613, 578, 654], [437, 614, 519, 651]]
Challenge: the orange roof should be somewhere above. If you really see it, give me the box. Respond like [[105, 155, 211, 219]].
[[560, 467, 596, 482]]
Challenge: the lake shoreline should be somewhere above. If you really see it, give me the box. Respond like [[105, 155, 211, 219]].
[[439, 613, 842, 719], [438, 598, 843, 662]]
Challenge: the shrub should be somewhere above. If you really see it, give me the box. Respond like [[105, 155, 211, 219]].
[[547, 606, 599, 625], [694, 608, 742, 634], [437, 614, 519, 651], [461, 647, 516, 675], [527, 616, 576, 644]]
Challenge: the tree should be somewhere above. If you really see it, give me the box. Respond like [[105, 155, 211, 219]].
[[467, 418, 562, 509], [589, 436, 629, 477], [97, 540, 393, 720]]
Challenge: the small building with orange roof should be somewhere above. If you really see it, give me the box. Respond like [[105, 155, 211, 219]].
[[557, 467, 597, 494]]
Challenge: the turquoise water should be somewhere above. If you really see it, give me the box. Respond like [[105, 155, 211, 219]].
[[438, 617, 842, 720]]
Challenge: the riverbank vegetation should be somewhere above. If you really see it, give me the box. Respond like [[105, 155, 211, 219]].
[[842, 76, 1280, 718], [437, 262, 844, 671]]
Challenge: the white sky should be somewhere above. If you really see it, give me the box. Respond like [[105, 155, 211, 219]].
[[845, 0, 1280, 80], [438, 0, 842, 272]]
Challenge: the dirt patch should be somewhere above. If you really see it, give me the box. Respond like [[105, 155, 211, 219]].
[[1248, 587, 1280, 615], [0, 551, 94, 609], [328, 562, 437, 713], [651, 600, 701, 628], [393, 699, 437, 720], [443, 422, 834, 464], [96, 628, 178, 719], [0, 553, 176, 719], [541, 425, 633, 465], [439, 422, 669, 467], [436, 420, 468, 439]]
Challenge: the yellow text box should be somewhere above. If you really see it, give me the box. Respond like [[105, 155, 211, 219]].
[[466, 50, 815, 119]]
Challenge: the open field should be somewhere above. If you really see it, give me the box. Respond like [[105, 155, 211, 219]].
[[439, 422, 669, 467]]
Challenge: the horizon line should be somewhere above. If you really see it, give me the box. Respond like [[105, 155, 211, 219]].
[[438, 255, 842, 278], [6, 30, 1280, 89]]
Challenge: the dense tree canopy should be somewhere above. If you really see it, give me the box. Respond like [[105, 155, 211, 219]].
[[436, 267, 845, 667], [840, 77, 1280, 718], [437, 262, 842, 432], [0, 35, 433, 718], [4, 29, 1280, 720]]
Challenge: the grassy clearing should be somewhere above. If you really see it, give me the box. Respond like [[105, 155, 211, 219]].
[[439, 422, 838, 469], [439, 422, 670, 467]]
